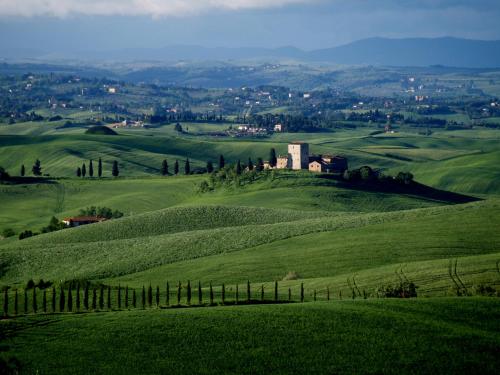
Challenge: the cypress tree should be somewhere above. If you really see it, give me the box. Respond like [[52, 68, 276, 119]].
[[83, 283, 89, 310], [186, 281, 191, 305], [32, 159, 42, 176], [20, 164, 25, 177], [269, 148, 277, 167], [59, 286, 65, 312], [99, 286, 104, 310], [118, 285, 121, 309], [274, 281, 278, 302], [132, 289, 137, 308], [141, 286, 146, 309], [92, 288, 97, 310], [161, 160, 169, 176], [14, 290, 18, 316], [147, 284, 153, 307], [206, 161, 214, 173], [52, 287, 56, 313], [125, 286, 129, 309], [81, 163, 86, 177], [221, 284, 225, 305], [67, 286, 73, 312], [339, 290, 342, 300], [42, 289, 47, 313], [218, 155, 225, 169], [166, 282, 170, 306], [89, 160, 94, 177], [177, 282, 181, 305], [209, 282, 214, 305], [300, 283, 304, 303], [314, 289, 317, 301], [155, 286, 160, 307], [248, 157, 254, 171], [288, 288, 292, 301], [327, 287, 330, 301], [76, 167, 81, 177], [107, 286, 111, 310], [198, 281, 202, 305], [112, 160, 119, 177], [3, 289, 8, 317], [261, 285, 264, 301], [75, 284, 80, 311], [24, 289, 28, 314], [174, 160, 179, 175], [247, 280, 251, 302], [256, 158, 264, 172], [235, 284, 239, 305], [32, 287, 37, 313], [184, 159, 190, 175], [98, 158, 103, 178], [235, 160, 242, 175]]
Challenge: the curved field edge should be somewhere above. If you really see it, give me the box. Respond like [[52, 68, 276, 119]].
[[0, 200, 498, 286], [2, 299, 500, 375]]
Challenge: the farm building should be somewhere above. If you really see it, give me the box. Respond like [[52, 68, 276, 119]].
[[62, 216, 107, 227], [275, 142, 348, 173]]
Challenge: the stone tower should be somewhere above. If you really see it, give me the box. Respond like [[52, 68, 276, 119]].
[[288, 142, 309, 170]]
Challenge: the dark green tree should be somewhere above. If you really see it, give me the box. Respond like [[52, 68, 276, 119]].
[[141, 286, 145, 309], [235, 284, 239, 305], [99, 286, 104, 310], [209, 282, 214, 305], [132, 289, 137, 308], [107, 286, 111, 310], [81, 163, 86, 178], [124, 286, 128, 309], [24, 289, 28, 314], [161, 160, 169, 176], [59, 286, 65, 312], [67, 286, 73, 312], [235, 160, 242, 175], [247, 280, 251, 302], [221, 284, 225, 305], [92, 288, 97, 310], [32, 159, 42, 176], [147, 285, 153, 307], [88, 160, 94, 177], [52, 287, 56, 313], [76, 167, 81, 177], [269, 148, 277, 167], [247, 158, 254, 171], [206, 161, 214, 173], [32, 287, 37, 313], [274, 281, 278, 302], [112, 161, 119, 177], [184, 159, 190, 175], [14, 290, 18, 315], [288, 288, 292, 301], [177, 282, 181, 305], [155, 286, 160, 307], [314, 289, 317, 301], [174, 160, 179, 175], [186, 281, 191, 305], [300, 283, 304, 303], [218, 155, 225, 170], [20, 164, 25, 177], [261, 285, 264, 301], [117, 285, 121, 309], [98, 158, 103, 178], [83, 284, 89, 310], [42, 290, 47, 313], [256, 158, 264, 172], [198, 281, 202, 305], [166, 282, 170, 306]]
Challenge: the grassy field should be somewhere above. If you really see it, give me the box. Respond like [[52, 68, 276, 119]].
[[1, 299, 499, 375]]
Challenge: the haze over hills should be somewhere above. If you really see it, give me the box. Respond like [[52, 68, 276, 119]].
[[2, 37, 500, 68]]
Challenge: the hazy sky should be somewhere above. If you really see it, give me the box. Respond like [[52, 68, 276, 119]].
[[1, 0, 500, 51]]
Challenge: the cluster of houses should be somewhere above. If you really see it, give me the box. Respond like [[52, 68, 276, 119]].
[[269, 142, 348, 173], [62, 216, 107, 227]]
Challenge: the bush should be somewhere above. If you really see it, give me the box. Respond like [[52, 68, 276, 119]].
[[377, 281, 418, 298], [473, 284, 497, 296], [1, 228, 15, 238], [19, 230, 36, 240], [79, 206, 124, 220]]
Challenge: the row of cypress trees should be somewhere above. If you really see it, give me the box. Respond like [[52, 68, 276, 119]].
[[3, 281, 327, 317]]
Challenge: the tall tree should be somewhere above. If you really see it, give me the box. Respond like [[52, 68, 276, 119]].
[[32, 159, 42, 176], [161, 159, 169, 176], [98, 158, 103, 178], [32, 287, 37, 313], [218, 155, 225, 170], [269, 148, 277, 167], [198, 281, 202, 305], [186, 281, 191, 305], [235, 160, 242, 175], [141, 286, 146, 309], [248, 158, 254, 171], [83, 283, 89, 310], [76, 167, 82, 177], [67, 286, 73, 312], [174, 160, 179, 175], [20, 164, 25, 177], [147, 284, 153, 307], [51, 287, 56, 313], [81, 163, 86, 178], [184, 159, 190, 175], [88, 160, 94, 177], [59, 286, 65, 312], [112, 161, 119, 177], [206, 161, 214, 173], [256, 158, 264, 172]]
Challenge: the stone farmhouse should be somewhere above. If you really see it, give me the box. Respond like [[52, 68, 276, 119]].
[[275, 142, 348, 173]]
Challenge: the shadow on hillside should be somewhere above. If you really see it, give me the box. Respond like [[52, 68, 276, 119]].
[[1, 177, 58, 185], [317, 174, 480, 204]]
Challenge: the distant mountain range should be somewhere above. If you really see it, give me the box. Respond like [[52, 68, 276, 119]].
[[2, 37, 500, 68]]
